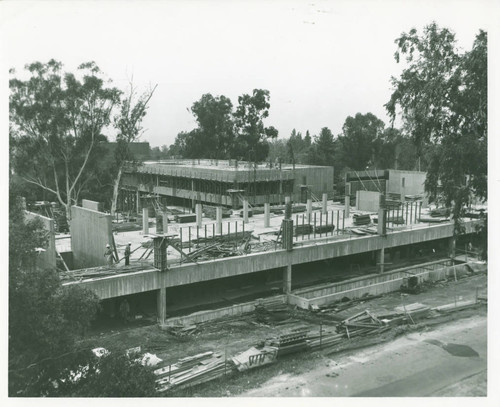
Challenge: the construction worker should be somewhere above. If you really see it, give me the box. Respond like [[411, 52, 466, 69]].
[[124, 242, 131, 266], [104, 244, 114, 266]]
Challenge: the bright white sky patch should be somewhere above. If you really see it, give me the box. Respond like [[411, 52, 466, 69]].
[[0, 0, 494, 147]]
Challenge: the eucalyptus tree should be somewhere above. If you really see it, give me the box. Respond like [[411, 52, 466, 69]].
[[386, 23, 487, 227], [10, 60, 121, 223]]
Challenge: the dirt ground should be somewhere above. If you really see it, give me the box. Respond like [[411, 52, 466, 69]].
[[78, 269, 487, 397]]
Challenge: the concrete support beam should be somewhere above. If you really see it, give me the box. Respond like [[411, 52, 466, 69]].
[[283, 262, 292, 294], [162, 211, 169, 234], [306, 198, 312, 223], [243, 199, 249, 224], [264, 202, 270, 228], [377, 247, 385, 273], [142, 207, 149, 235], [216, 206, 222, 234], [448, 236, 456, 259], [322, 193, 328, 215], [157, 287, 167, 325], [344, 195, 350, 217], [195, 203, 202, 228]]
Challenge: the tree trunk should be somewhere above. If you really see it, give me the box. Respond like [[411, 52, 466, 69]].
[[110, 165, 123, 217], [65, 202, 72, 233]]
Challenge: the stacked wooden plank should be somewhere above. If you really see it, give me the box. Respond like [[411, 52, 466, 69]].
[[270, 329, 309, 356], [59, 263, 151, 281], [294, 224, 313, 236], [314, 224, 335, 234], [353, 214, 371, 226], [306, 329, 344, 350], [336, 310, 391, 339], [176, 214, 197, 223], [155, 351, 229, 392]]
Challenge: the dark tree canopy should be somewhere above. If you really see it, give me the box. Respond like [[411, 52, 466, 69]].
[[10, 60, 121, 222], [386, 23, 487, 225], [338, 112, 385, 170], [233, 89, 278, 161], [191, 93, 235, 159], [308, 127, 336, 167]]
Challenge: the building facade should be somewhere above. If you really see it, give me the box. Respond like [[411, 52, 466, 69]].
[[119, 159, 334, 212]]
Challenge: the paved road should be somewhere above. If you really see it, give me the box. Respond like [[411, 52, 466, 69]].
[[240, 315, 487, 397]]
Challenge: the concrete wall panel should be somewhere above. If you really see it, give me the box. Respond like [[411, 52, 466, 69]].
[[388, 170, 426, 196], [356, 190, 381, 212], [82, 199, 102, 212], [70, 206, 113, 269]]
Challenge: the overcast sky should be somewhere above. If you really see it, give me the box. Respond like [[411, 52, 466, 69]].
[[1, 0, 495, 148]]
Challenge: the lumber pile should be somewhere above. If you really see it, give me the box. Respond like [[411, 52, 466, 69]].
[[336, 310, 390, 339], [394, 302, 430, 320], [168, 324, 199, 337], [294, 224, 313, 236], [307, 329, 344, 350], [176, 214, 197, 223], [353, 214, 371, 226], [266, 329, 309, 357], [155, 351, 229, 392], [314, 224, 335, 234], [59, 263, 151, 281]]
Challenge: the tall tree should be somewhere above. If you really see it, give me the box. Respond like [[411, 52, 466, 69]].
[[386, 24, 487, 227], [10, 60, 121, 223], [110, 82, 157, 216], [338, 112, 385, 170], [233, 89, 278, 161], [191, 93, 235, 159], [309, 127, 335, 166]]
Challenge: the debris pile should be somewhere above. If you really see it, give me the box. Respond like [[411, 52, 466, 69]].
[[155, 351, 229, 392], [336, 310, 391, 339]]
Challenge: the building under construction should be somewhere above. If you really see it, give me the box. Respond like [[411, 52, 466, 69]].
[[119, 159, 334, 212]]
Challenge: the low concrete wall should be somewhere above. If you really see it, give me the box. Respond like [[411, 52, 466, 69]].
[[288, 262, 476, 309], [162, 295, 287, 326], [356, 190, 381, 212], [25, 211, 56, 270]]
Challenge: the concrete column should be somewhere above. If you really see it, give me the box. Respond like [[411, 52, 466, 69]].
[[216, 206, 222, 234], [142, 207, 149, 235], [283, 263, 292, 294], [285, 196, 291, 205], [191, 179, 195, 210], [195, 203, 202, 228], [243, 199, 249, 223], [306, 198, 312, 223], [377, 207, 387, 236], [264, 202, 270, 228], [448, 236, 456, 259], [344, 195, 350, 217], [157, 287, 167, 325], [136, 190, 141, 213], [377, 247, 385, 273], [162, 211, 169, 234], [322, 193, 328, 215]]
